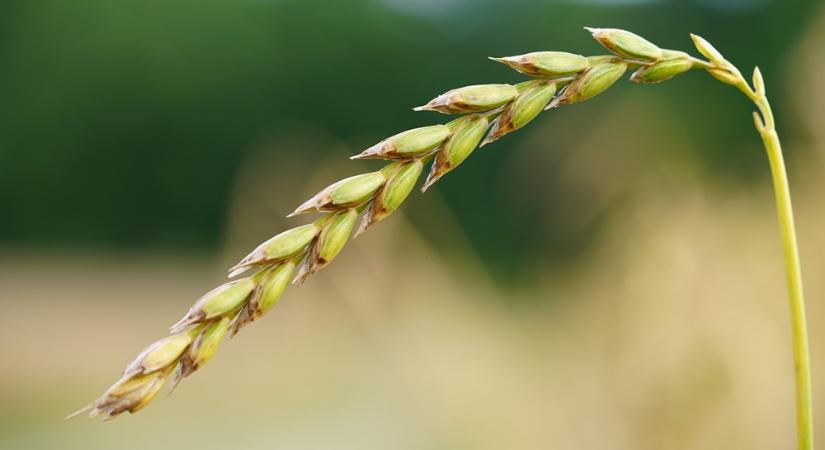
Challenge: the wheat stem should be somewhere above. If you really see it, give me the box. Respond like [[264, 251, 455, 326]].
[[689, 33, 813, 447], [755, 88, 812, 450], [766, 127, 814, 450]]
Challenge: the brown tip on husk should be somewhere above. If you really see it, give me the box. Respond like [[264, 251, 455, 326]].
[[228, 314, 244, 337], [480, 117, 502, 147], [288, 199, 316, 217], [291, 265, 311, 286], [166, 371, 185, 397], [353, 213, 375, 238], [176, 358, 197, 381], [480, 133, 499, 147], [583, 27, 606, 40], [231, 288, 259, 335], [543, 97, 562, 111], [227, 265, 251, 278], [421, 171, 442, 192], [351, 141, 385, 160], [480, 132, 498, 147], [353, 223, 367, 238], [169, 314, 201, 334], [65, 404, 93, 420], [227, 252, 261, 278]]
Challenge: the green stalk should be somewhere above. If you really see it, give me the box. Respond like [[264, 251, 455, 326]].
[[732, 72, 813, 450], [689, 30, 814, 444]]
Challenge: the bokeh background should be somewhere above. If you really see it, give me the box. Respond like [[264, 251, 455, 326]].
[[1, 0, 824, 449]]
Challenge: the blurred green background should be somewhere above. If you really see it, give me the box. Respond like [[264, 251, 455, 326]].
[[1, 0, 824, 449]]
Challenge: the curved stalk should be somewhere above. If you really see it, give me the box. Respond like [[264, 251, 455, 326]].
[[688, 32, 814, 447], [753, 89, 813, 450]]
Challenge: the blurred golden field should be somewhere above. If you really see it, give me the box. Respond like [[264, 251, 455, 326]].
[[2, 2, 825, 449]]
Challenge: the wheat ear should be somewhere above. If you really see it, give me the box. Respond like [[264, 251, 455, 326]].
[[72, 28, 813, 450]]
